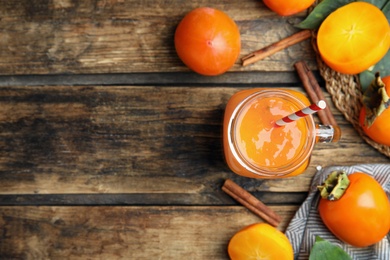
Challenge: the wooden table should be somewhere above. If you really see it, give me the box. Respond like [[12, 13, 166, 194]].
[[0, 1, 388, 259]]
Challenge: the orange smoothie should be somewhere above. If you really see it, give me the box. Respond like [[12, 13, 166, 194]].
[[223, 89, 315, 178]]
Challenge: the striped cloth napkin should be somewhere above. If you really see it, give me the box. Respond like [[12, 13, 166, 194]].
[[285, 164, 390, 260]]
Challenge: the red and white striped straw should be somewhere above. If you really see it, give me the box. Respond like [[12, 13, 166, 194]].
[[275, 100, 326, 127]]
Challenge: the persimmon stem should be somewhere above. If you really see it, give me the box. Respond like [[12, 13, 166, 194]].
[[362, 72, 390, 127], [318, 171, 350, 201]]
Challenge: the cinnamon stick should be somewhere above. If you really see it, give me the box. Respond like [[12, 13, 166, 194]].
[[242, 29, 311, 66], [294, 61, 339, 128], [222, 179, 282, 227]]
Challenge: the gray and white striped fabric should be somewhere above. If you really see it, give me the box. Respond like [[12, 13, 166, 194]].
[[285, 164, 390, 260]]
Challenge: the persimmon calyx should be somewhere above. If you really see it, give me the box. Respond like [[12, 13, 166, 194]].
[[317, 171, 350, 201], [362, 72, 390, 127]]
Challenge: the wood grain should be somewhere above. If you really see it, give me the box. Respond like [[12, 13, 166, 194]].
[[0, 0, 316, 75], [0, 205, 298, 259], [0, 85, 387, 199], [2, 1, 388, 259], [0, 71, 312, 86]]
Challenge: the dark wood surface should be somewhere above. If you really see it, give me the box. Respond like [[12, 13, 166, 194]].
[[0, 1, 388, 259], [0, 0, 316, 75]]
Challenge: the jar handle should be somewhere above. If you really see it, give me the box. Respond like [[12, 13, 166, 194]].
[[315, 124, 341, 143]]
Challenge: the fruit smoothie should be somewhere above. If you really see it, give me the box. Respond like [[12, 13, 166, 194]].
[[223, 89, 315, 178]]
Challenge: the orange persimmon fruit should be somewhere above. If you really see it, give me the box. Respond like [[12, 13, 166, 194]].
[[359, 75, 390, 146], [318, 172, 390, 247], [174, 7, 241, 76], [317, 2, 390, 75], [228, 223, 293, 260], [263, 0, 315, 16]]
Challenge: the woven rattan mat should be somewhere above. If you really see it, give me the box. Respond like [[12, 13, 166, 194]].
[[316, 56, 390, 158]]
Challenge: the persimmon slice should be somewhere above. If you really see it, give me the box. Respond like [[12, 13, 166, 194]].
[[228, 223, 293, 260], [317, 2, 390, 75]]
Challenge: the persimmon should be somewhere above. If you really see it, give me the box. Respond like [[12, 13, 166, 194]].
[[359, 74, 390, 146], [318, 171, 390, 247], [263, 0, 315, 16], [317, 2, 390, 75], [174, 7, 241, 76], [228, 223, 293, 260]]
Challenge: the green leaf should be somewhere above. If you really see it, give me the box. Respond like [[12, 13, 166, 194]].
[[361, 0, 389, 9], [359, 71, 376, 92], [381, 0, 390, 20], [296, 0, 353, 29], [359, 50, 390, 91], [309, 236, 352, 260]]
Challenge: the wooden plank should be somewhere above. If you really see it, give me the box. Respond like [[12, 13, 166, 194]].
[[0, 86, 387, 197], [0, 0, 316, 75], [0, 71, 309, 86], [0, 192, 308, 206], [0, 205, 298, 259]]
